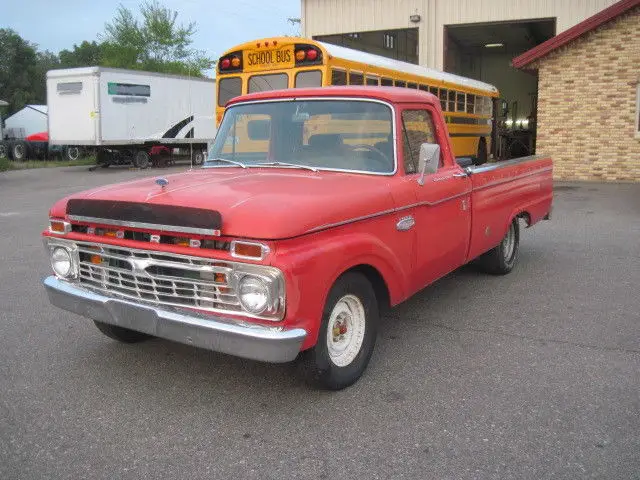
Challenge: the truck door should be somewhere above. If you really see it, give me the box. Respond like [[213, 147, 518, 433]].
[[399, 107, 472, 290]]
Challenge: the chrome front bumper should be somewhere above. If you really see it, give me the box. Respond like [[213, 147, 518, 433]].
[[43, 276, 306, 363]]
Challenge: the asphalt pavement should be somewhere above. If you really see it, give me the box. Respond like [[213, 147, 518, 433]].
[[1, 165, 638, 479]]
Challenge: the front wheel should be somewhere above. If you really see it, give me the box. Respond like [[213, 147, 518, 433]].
[[301, 272, 378, 390], [93, 321, 152, 343], [477, 218, 520, 275]]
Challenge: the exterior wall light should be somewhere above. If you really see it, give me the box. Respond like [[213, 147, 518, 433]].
[[410, 14, 421, 23]]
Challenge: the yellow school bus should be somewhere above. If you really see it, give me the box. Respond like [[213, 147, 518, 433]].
[[216, 37, 499, 163]]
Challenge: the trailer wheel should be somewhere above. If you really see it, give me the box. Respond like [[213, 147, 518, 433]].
[[63, 146, 80, 161], [0, 143, 7, 159], [12, 141, 28, 161], [192, 150, 205, 166], [133, 150, 150, 169]]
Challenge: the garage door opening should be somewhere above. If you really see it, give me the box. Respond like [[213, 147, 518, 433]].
[[314, 28, 419, 64], [445, 19, 555, 159]]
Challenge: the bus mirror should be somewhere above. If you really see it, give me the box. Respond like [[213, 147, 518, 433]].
[[417, 143, 440, 186], [247, 119, 270, 140]]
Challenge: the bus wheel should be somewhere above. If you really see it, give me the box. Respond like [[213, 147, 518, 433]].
[[475, 138, 488, 166]]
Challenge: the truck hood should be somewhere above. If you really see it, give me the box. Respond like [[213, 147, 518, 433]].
[[61, 168, 396, 240]]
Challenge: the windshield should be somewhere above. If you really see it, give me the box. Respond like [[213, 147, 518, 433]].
[[206, 100, 395, 174]]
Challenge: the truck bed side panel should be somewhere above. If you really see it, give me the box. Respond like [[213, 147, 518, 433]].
[[466, 156, 553, 262]]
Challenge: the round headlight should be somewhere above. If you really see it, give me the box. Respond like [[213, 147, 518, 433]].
[[238, 276, 270, 314], [51, 247, 73, 278]]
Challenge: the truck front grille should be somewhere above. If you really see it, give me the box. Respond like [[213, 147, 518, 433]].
[[76, 242, 242, 315]]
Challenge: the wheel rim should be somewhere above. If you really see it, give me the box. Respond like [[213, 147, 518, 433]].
[[326, 294, 366, 367], [502, 222, 516, 262], [0, 145, 6, 159], [194, 152, 204, 165], [67, 147, 79, 160], [14, 144, 25, 159], [136, 151, 149, 168]]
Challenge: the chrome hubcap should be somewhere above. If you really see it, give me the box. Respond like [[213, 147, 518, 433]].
[[326, 294, 366, 367], [503, 222, 516, 261]]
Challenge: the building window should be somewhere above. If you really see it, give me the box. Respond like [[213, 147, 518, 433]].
[[383, 33, 395, 49]]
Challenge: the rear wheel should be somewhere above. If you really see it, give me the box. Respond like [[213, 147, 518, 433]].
[[0, 143, 7, 159], [63, 146, 80, 161], [301, 272, 378, 390], [93, 321, 151, 343], [133, 150, 150, 169], [12, 141, 28, 161], [192, 150, 205, 166], [477, 218, 520, 275]]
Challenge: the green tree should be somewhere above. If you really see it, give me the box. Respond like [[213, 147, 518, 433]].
[[100, 1, 212, 75], [0, 29, 40, 114], [59, 41, 103, 68]]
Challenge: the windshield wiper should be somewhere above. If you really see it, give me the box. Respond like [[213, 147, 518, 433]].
[[205, 157, 247, 169], [253, 161, 318, 172]]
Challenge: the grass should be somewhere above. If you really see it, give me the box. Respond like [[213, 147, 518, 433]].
[[0, 156, 96, 172]]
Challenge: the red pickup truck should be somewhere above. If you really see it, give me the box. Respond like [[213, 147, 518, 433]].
[[42, 87, 552, 390]]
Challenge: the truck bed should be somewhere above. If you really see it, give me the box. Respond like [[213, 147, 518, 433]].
[[466, 155, 553, 262]]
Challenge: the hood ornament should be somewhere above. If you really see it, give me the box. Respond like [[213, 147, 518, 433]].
[[155, 177, 169, 189]]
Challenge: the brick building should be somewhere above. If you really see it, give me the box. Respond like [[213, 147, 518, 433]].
[[513, 0, 640, 182]]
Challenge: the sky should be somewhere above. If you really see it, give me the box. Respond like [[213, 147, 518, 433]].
[[2, 0, 302, 76]]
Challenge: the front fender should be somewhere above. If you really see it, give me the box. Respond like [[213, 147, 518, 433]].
[[273, 217, 414, 349]]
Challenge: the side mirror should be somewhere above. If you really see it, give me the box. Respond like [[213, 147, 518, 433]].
[[417, 143, 440, 186]]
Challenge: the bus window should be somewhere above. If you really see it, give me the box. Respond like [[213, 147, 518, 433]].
[[456, 92, 466, 112], [381, 78, 393, 86], [218, 77, 242, 107], [349, 71, 364, 85], [366, 75, 379, 86], [249, 73, 288, 93], [395, 80, 406, 88], [407, 82, 417, 89], [439, 89, 448, 111], [418, 84, 429, 92], [295, 70, 322, 88], [331, 69, 347, 85], [429, 86, 438, 96], [448, 91, 456, 112], [467, 94, 475, 114]]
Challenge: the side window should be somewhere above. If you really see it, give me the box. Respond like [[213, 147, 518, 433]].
[[395, 80, 406, 88], [331, 69, 347, 85], [366, 75, 379, 86], [439, 89, 448, 111], [349, 71, 364, 85], [381, 77, 393, 86], [401, 109, 437, 175], [407, 82, 418, 89]]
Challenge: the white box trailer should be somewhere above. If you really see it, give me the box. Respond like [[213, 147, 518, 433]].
[[46, 67, 216, 168]]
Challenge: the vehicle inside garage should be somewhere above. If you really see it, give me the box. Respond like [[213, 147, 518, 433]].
[[444, 19, 556, 159]]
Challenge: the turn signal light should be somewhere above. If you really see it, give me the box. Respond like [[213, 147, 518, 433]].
[[231, 241, 269, 260], [231, 56, 241, 67], [295, 49, 306, 61], [49, 219, 71, 234]]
